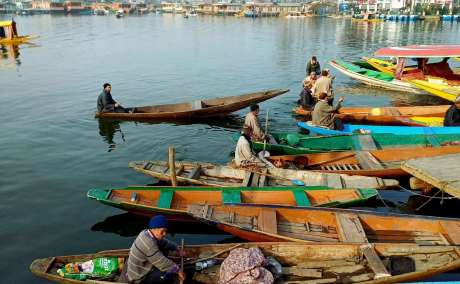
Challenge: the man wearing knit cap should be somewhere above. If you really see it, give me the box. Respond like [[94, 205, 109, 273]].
[[127, 215, 186, 283], [444, 95, 460, 126]]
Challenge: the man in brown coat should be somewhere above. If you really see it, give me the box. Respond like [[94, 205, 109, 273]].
[[311, 92, 344, 130], [313, 70, 333, 100]]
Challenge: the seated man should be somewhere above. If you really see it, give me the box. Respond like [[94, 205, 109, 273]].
[[97, 83, 130, 113], [126, 215, 186, 284], [444, 95, 460, 126], [311, 92, 344, 130], [234, 127, 266, 168]]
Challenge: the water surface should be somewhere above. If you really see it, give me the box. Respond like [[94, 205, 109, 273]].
[[1, 14, 460, 282]]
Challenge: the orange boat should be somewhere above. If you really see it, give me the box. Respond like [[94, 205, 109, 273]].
[[267, 145, 460, 178], [188, 204, 460, 245], [87, 186, 378, 221], [293, 105, 448, 126]]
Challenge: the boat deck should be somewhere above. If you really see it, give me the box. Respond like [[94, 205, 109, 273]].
[[402, 153, 460, 198]]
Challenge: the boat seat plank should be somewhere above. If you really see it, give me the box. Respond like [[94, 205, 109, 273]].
[[402, 153, 460, 198], [355, 151, 383, 170], [190, 100, 203, 110], [326, 174, 343, 189], [352, 134, 379, 151], [440, 221, 460, 245], [336, 213, 368, 243], [187, 165, 201, 180], [292, 190, 312, 207], [242, 171, 253, 187], [258, 208, 277, 234], [222, 190, 241, 204], [360, 244, 391, 279], [157, 190, 174, 209], [385, 107, 400, 116]]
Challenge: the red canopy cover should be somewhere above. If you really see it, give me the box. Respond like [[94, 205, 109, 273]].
[[374, 45, 460, 58]]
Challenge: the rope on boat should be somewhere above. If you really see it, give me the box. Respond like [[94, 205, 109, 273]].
[[375, 189, 390, 210], [394, 185, 456, 211]]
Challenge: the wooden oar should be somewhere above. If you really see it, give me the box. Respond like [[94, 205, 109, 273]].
[[263, 109, 269, 153], [180, 238, 184, 284]]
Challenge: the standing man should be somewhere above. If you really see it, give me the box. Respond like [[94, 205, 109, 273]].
[[313, 69, 333, 101], [244, 104, 266, 142], [444, 95, 460, 126], [306, 56, 321, 76], [97, 83, 129, 113], [126, 215, 186, 284]]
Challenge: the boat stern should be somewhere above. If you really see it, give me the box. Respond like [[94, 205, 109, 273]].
[[357, 188, 379, 200]]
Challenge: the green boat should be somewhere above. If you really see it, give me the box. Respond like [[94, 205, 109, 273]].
[[233, 132, 460, 155], [87, 186, 378, 221], [330, 59, 424, 94]]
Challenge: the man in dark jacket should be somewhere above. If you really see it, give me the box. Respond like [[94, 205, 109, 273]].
[[306, 56, 321, 76], [97, 83, 129, 113], [444, 96, 460, 126]]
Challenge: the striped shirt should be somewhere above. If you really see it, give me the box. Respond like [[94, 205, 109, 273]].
[[127, 229, 179, 283]]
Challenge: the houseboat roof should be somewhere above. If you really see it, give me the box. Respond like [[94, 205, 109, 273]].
[[0, 20, 13, 28], [375, 45, 460, 58]]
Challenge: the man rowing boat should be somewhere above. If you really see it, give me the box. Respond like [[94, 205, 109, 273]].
[[97, 83, 131, 113]]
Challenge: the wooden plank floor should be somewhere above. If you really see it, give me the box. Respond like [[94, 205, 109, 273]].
[[402, 153, 460, 198]]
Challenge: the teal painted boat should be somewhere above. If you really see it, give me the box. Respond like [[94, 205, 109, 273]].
[[233, 132, 460, 155], [298, 122, 460, 136], [87, 186, 378, 221]]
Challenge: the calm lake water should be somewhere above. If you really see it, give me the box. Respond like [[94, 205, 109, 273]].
[[2, 14, 460, 283]]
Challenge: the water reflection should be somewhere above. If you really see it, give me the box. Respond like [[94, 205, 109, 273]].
[[91, 213, 225, 237], [0, 43, 21, 67], [97, 115, 243, 151], [98, 118, 125, 152]]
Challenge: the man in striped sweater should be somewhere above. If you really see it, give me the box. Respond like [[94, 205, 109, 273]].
[[127, 215, 186, 283]]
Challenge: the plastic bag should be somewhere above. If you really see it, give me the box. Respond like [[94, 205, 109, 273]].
[[57, 257, 124, 280]]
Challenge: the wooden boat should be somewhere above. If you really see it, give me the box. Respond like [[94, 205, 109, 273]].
[[267, 145, 460, 178], [87, 186, 378, 221], [402, 153, 460, 199], [409, 116, 444, 127], [329, 59, 424, 94], [188, 204, 460, 245], [409, 79, 460, 102], [297, 121, 460, 136], [372, 45, 460, 102], [95, 89, 288, 120], [0, 20, 34, 45], [234, 132, 460, 155], [30, 242, 460, 284], [362, 57, 417, 75], [293, 105, 447, 126], [129, 160, 398, 189]]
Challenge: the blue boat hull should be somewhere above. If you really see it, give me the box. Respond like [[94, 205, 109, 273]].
[[297, 122, 460, 136]]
